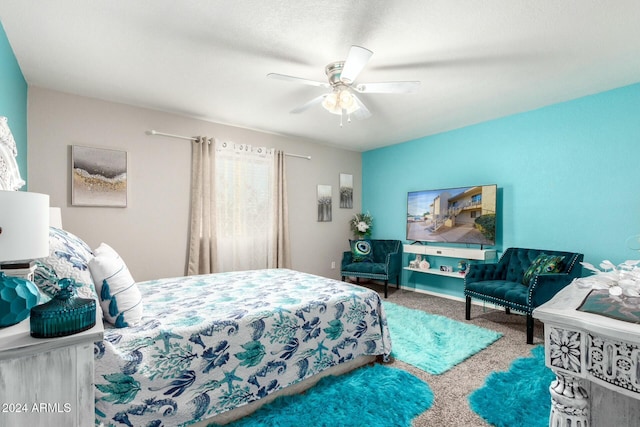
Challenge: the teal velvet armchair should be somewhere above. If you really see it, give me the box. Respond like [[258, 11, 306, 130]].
[[341, 240, 402, 298], [464, 247, 583, 344]]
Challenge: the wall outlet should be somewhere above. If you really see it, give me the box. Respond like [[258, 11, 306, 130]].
[[331, 261, 336, 269]]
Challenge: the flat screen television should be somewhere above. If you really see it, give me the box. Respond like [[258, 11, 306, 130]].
[[406, 184, 497, 247]]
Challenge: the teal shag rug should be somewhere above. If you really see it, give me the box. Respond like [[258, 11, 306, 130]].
[[219, 363, 433, 427], [383, 301, 502, 374], [469, 346, 555, 427]]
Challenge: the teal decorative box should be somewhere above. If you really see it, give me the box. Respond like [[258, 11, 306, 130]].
[[30, 278, 96, 338]]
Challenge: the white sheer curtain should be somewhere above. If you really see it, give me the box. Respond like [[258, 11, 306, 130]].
[[187, 138, 290, 274], [215, 140, 274, 271]]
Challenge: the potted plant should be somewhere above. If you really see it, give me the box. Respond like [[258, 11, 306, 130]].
[[350, 212, 373, 239]]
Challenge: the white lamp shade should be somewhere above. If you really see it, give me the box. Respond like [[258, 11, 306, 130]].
[[0, 191, 50, 262], [49, 207, 63, 229]]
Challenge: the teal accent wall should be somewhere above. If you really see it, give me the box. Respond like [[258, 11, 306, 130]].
[[0, 21, 28, 187], [363, 83, 640, 297]]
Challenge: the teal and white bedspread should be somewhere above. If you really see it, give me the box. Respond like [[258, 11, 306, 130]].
[[94, 268, 392, 427]]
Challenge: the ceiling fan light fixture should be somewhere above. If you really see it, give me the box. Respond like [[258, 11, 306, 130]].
[[339, 90, 356, 111], [269, 45, 416, 121], [322, 92, 339, 114], [322, 89, 360, 115]]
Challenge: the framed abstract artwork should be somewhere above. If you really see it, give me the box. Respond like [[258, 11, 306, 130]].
[[317, 184, 332, 222], [71, 145, 127, 207], [339, 173, 353, 208]]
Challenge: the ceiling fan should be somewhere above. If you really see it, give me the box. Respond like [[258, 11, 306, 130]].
[[267, 45, 420, 125]]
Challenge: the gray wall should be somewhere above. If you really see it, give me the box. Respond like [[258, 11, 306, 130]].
[[27, 87, 361, 281]]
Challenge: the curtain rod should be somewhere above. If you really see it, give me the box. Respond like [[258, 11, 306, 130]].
[[147, 130, 311, 160]]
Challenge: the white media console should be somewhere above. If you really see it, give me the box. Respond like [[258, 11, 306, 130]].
[[403, 244, 497, 278]]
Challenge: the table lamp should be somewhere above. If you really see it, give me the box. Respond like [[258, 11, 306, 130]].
[[0, 190, 49, 327], [49, 207, 63, 229]]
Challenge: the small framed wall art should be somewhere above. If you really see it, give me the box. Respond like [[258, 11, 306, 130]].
[[71, 145, 127, 207], [317, 184, 332, 222], [339, 173, 353, 209]]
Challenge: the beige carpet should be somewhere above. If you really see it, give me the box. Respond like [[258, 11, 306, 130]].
[[362, 282, 546, 427]]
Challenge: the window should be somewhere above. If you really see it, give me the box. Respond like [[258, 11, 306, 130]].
[[214, 141, 274, 272]]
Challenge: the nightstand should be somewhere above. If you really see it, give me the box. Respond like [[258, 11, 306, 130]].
[[0, 314, 104, 426]]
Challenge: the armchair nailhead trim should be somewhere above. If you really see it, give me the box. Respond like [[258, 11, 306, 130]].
[[341, 272, 387, 280], [464, 290, 531, 314]]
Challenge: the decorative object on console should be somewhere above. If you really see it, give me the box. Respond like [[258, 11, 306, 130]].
[[571, 259, 640, 322], [408, 254, 430, 270], [578, 289, 640, 323], [350, 211, 372, 239], [0, 190, 49, 327], [30, 278, 96, 338], [0, 116, 25, 191], [415, 254, 422, 263], [573, 259, 640, 297], [71, 145, 127, 207]]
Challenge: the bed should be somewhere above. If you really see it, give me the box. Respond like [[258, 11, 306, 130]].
[[32, 229, 391, 427]]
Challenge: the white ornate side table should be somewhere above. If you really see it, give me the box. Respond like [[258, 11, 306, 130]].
[[534, 285, 640, 427], [0, 315, 104, 426]]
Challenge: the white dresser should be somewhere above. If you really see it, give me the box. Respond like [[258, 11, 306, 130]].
[[0, 316, 104, 426], [533, 285, 640, 427]]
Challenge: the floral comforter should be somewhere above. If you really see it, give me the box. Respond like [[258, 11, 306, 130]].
[[94, 268, 391, 427]]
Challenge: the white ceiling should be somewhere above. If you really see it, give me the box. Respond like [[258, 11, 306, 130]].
[[1, 1, 640, 152]]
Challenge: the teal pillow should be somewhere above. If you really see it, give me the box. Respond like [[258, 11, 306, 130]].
[[522, 254, 565, 286], [350, 240, 374, 263]]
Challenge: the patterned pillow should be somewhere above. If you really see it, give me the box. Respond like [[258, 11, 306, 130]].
[[33, 227, 96, 299], [89, 243, 143, 328], [350, 239, 374, 263], [522, 254, 565, 286]]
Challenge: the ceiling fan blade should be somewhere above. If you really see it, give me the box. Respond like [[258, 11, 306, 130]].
[[340, 45, 373, 84], [290, 94, 326, 114], [351, 94, 371, 119], [354, 81, 421, 94], [267, 73, 330, 89]]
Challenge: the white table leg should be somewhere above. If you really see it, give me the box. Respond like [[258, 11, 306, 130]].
[[549, 371, 589, 427]]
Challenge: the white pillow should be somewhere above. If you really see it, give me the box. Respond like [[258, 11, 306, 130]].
[[89, 243, 142, 327]]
